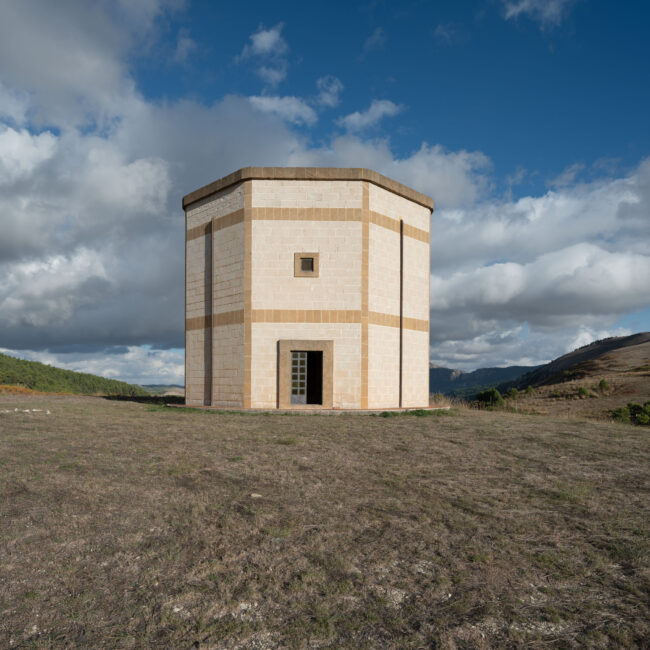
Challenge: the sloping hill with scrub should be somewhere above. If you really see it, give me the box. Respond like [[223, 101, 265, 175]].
[[0, 352, 147, 396], [496, 333, 650, 420], [508, 332, 650, 390]]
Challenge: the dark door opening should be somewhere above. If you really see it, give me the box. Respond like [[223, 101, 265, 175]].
[[290, 350, 323, 405], [306, 351, 323, 405]]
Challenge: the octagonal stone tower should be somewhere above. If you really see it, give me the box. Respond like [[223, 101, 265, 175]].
[[183, 167, 433, 409]]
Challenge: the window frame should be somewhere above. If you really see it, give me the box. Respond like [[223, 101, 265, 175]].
[[294, 252, 319, 278]]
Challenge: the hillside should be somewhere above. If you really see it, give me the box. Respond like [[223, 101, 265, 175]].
[[0, 352, 148, 396], [429, 364, 538, 397], [506, 332, 650, 390], [496, 333, 650, 419]]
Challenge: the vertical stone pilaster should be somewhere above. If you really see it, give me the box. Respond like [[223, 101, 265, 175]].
[[184, 207, 188, 403], [361, 182, 369, 409], [243, 181, 253, 408], [209, 217, 215, 406]]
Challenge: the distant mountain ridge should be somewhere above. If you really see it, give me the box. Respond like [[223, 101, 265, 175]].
[[430, 364, 539, 397]]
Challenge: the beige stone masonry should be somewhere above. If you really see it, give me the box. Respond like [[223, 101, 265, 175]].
[[184, 167, 433, 409]]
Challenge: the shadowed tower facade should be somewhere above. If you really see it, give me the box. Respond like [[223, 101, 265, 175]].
[[183, 168, 433, 409]]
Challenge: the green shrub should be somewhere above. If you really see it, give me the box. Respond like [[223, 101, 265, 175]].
[[612, 406, 631, 423], [526, 385, 534, 395], [578, 387, 589, 398], [628, 402, 650, 425], [506, 388, 519, 400], [598, 378, 609, 391], [476, 388, 504, 408], [637, 412, 650, 425], [612, 402, 650, 426]]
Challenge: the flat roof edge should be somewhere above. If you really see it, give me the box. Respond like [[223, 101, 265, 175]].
[[182, 167, 434, 211]]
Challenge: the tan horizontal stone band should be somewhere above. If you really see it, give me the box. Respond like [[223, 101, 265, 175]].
[[185, 310, 245, 331], [251, 207, 357, 221], [183, 167, 434, 211], [185, 315, 211, 330], [187, 209, 244, 242], [214, 309, 245, 326], [369, 311, 429, 332], [369, 311, 400, 328], [368, 211, 428, 243], [252, 309, 361, 324], [187, 207, 429, 244], [186, 221, 210, 243], [403, 316, 429, 332], [403, 223, 428, 244], [186, 309, 427, 332]]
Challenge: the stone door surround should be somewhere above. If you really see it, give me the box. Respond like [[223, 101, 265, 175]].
[[277, 339, 333, 409]]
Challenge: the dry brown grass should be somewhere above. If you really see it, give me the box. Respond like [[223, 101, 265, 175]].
[[0, 385, 50, 396], [1, 394, 648, 648]]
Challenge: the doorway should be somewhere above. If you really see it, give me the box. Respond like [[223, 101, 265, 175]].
[[278, 340, 333, 409], [290, 351, 323, 405]]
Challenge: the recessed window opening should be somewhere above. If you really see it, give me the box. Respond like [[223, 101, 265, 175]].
[[294, 252, 319, 277]]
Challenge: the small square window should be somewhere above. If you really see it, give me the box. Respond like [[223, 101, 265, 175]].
[[294, 252, 319, 277]]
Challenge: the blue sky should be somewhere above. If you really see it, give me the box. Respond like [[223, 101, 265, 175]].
[[142, 0, 650, 196], [0, 0, 648, 384]]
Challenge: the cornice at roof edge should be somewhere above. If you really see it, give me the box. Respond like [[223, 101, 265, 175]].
[[182, 167, 434, 211]]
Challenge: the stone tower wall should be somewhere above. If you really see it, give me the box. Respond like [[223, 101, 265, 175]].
[[184, 168, 432, 409]]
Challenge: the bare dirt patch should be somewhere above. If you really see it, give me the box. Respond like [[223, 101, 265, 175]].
[[0, 394, 648, 648]]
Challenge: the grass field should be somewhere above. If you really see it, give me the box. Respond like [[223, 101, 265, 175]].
[[1, 395, 648, 648]]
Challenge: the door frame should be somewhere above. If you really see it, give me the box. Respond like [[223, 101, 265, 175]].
[[277, 339, 334, 409]]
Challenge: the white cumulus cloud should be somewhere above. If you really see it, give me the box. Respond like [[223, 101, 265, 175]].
[[173, 29, 197, 62], [0, 81, 31, 125], [240, 23, 288, 58], [502, 0, 580, 28], [238, 23, 289, 86], [0, 126, 56, 184], [337, 99, 404, 132], [428, 158, 650, 367], [362, 27, 386, 55], [289, 138, 491, 209], [249, 95, 317, 125], [316, 76, 343, 108]]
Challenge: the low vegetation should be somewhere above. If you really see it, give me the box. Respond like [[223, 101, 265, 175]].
[[476, 387, 504, 407], [480, 338, 650, 423], [1, 394, 648, 647], [612, 401, 650, 426], [0, 352, 147, 397]]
